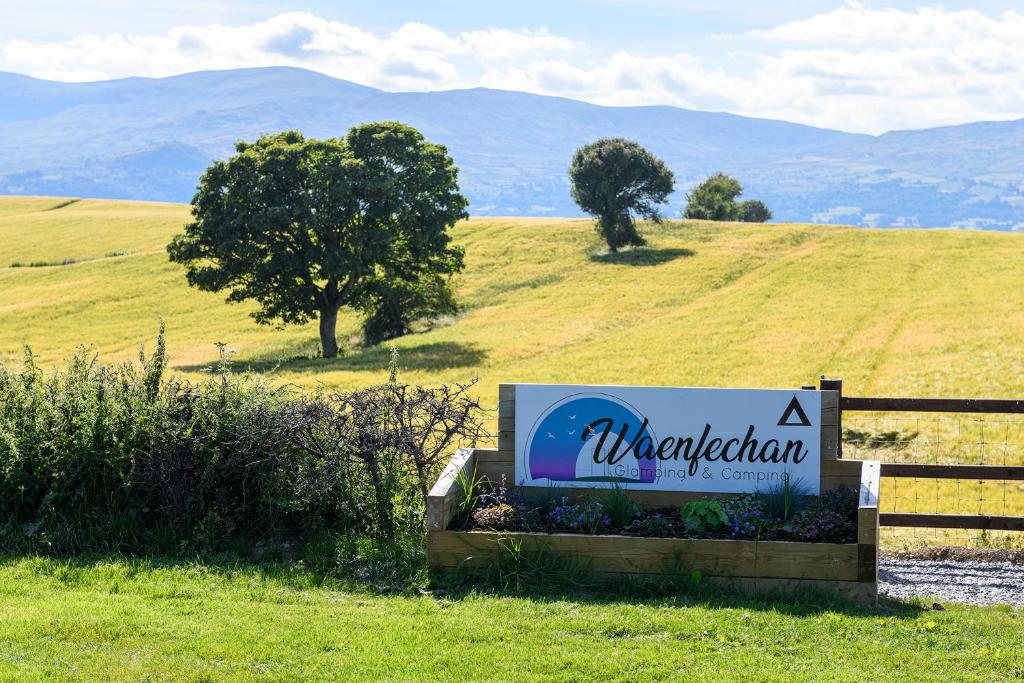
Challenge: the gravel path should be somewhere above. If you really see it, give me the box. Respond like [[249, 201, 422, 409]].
[[880, 557, 1024, 607]]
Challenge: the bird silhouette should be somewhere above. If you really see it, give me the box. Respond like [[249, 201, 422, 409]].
[[547, 431, 556, 439], [567, 429, 576, 435]]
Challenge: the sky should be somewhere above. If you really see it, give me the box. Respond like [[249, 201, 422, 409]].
[[2, 1, 1024, 134]]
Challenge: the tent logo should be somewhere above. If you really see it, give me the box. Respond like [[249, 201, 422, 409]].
[[777, 395, 811, 427]]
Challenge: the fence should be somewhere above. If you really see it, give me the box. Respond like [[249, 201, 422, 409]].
[[822, 377, 1024, 546]]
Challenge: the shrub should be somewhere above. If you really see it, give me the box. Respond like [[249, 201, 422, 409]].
[[683, 173, 771, 223], [680, 501, 728, 534], [728, 509, 777, 540], [759, 476, 811, 522], [684, 173, 742, 221], [719, 493, 764, 520], [547, 500, 611, 533], [787, 509, 856, 543], [472, 504, 518, 531], [598, 487, 642, 528], [626, 513, 674, 537], [737, 199, 772, 223], [817, 485, 858, 521], [0, 327, 484, 554]]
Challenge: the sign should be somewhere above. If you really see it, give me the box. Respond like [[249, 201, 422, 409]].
[[514, 384, 821, 494]]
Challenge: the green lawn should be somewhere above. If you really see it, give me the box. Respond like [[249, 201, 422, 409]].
[[0, 556, 1020, 681]]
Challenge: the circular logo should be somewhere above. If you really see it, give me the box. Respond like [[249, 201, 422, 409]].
[[525, 393, 658, 484]]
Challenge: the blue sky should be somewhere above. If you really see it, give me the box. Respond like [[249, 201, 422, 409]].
[[3, 1, 1024, 133]]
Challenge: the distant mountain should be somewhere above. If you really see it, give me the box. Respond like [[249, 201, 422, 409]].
[[2, 67, 1023, 229]]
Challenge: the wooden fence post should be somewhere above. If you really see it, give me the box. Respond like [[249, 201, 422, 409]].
[[820, 376, 843, 458]]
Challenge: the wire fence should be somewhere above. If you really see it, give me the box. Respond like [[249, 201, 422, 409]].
[[843, 413, 1024, 549]]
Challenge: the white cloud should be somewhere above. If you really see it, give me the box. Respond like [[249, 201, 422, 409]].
[[0, 12, 575, 91], [4, 6, 1024, 133]]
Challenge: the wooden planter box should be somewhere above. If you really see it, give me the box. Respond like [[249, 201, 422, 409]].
[[427, 447, 881, 604]]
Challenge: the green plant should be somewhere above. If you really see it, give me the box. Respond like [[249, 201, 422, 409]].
[[598, 486, 642, 528], [471, 503, 518, 531], [0, 328, 483, 554], [738, 199, 772, 223], [759, 476, 811, 522], [683, 172, 742, 220], [816, 485, 858, 521], [569, 138, 675, 252], [484, 536, 588, 592], [679, 501, 728, 533], [547, 499, 611, 533], [719, 493, 765, 520], [626, 513, 674, 537], [787, 509, 856, 543], [167, 124, 468, 358], [683, 172, 771, 223], [454, 464, 484, 523]]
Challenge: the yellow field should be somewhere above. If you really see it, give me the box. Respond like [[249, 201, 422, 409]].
[[2, 195, 1023, 546]]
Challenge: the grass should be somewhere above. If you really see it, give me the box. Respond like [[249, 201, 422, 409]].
[[0, 556, 1020, 681], [4, 197, 1024, 402], [1, 195, 1024, 545]]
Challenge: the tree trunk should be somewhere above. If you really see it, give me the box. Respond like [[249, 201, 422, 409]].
[[319, 307, 339, 359]]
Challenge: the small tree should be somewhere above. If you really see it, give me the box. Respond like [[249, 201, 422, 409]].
[[684, 173, 773, 223], [167, 124, 468, 358], [683, 172, 743, 221], [738, 199, 772, 223], [569, 138, 675, 252]]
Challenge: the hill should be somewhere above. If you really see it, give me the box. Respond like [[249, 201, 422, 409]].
[[3, 195, 1024, 537], [2, 67, 1024, 228], [2, 195, 1024, 410]]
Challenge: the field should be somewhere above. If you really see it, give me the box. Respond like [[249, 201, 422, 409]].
[[2, 196, 1024, 680], [0, 556, 1021, 681], [2, 195, 1024, 543]]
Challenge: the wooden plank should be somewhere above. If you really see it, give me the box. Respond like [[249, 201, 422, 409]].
[[842, 396, 1024, 414], [880, 463, 1024, 481], [821, 458, 862, 490], [702, 576, 876, 605], [857, 544, 878, 583], [425, 448, 476, 531], [427, 530, 859, 580], [820, 379, 843, 456], [880, 513, 1024, 531], [498, 399, 514, 418], [858, 508, 878, 545], [498, 384, 516, 401], [475, 448, 515, 486]]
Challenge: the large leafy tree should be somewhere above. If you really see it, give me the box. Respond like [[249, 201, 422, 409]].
[[569, 138, 675, 252], [168, 123, 468, 358]]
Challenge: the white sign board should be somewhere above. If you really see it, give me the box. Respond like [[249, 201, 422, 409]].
[[515, 384, 821, 494]]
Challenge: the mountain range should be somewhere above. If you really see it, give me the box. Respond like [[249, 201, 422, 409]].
[[2, 66, 1023, 229]]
